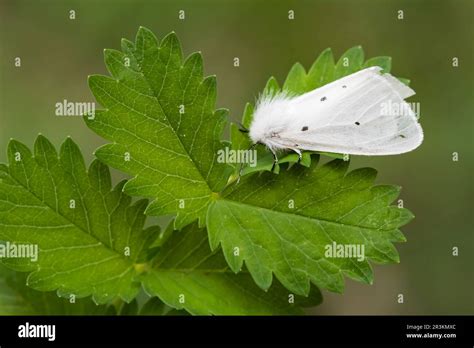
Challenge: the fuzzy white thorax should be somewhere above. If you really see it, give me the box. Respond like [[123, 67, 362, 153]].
[[249, 92, 295, 150]]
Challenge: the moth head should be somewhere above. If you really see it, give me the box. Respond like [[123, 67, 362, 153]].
[[249, 92, 292, 144]]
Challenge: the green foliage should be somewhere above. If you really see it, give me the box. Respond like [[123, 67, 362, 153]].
[[0, 136, 159, 303], [141, 222, 322, 314], [0, 265, 114, 315], [86, 27, 233, 229], [208, 158, 412, 295], [0, 136, 322, 314], [0, 264, 181, 315], [221, 44, 411, 295], [85, 28, 414, 299], [0, 27, 416, 315]]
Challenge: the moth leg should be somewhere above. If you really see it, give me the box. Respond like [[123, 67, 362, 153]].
[[270, 149, 278, 173], [293, 148, 302, 164]]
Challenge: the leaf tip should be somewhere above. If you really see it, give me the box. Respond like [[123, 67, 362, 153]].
[[162, 31, 179, 42], [87, 74, 96, 86], [61, 136, 78, 153], [7, 138, 21, 149], [35, 133, 48, 145], [393, 185, 402, 195]]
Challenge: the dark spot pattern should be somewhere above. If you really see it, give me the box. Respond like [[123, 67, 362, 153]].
[[342, 85, 347, 88], [320, 96, 327, 101], [399, 134, 406, 138], [302, 126, 308, 131], [355, 122, 360, 126]]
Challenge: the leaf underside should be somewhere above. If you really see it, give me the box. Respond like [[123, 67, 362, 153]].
[[0, 265, 114, 315], [142, 222, 322, 315], [0, 264, 184, 316]]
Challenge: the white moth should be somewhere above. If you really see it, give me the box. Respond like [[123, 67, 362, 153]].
[[248, 66, 423, 166]]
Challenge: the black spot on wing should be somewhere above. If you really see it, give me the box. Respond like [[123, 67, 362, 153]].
[[355, 122, 360, 126], [302, 126, 308, 131], [320, 96, 327, 101], [399, 134, 406, 138]]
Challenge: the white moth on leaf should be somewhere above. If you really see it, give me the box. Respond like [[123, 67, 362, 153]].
[[248, 67, 423, 167]]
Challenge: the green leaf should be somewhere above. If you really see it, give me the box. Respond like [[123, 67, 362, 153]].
[[307, 47, 336, 89], [261, 77, 281, 102], [283, 62, 308, 94], [335, 46, 364, 78], [117, 296, 189, 315], [142, 222, 322, 315], [364, 56, 392, 73], [0, 265, 114, 315], [85, 30, 415, 302], [138, 298, 185, 315], [208, 157, 412, 295], [0, 136, 159, 304], [86, 27, 233, 229], [0, 265, 170, 316], [241, 102, 255, 129], [398, 77, 411, 86]]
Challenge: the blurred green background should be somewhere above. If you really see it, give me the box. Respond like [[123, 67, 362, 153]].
[[0, 0, 472, 314]]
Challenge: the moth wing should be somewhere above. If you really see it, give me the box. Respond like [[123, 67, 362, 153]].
[[275, 67, 423, 155]]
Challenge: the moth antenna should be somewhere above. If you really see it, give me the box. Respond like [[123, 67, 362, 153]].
[[238, 123, 249, 133]]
